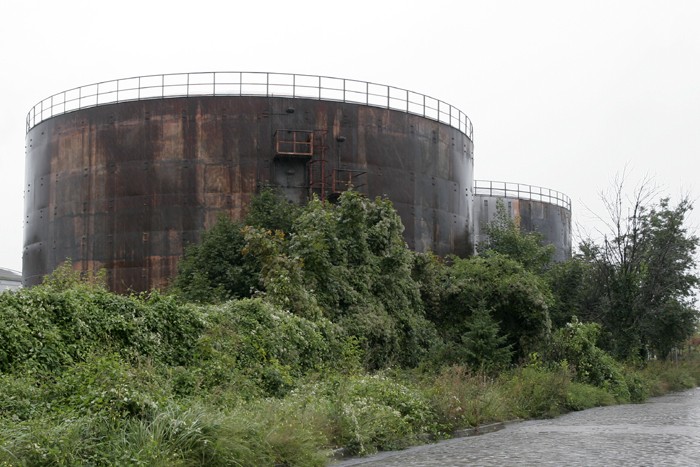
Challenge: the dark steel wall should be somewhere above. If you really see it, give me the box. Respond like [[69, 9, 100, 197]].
[[473, 196, 572, 262], [24, 96, 474, 292]]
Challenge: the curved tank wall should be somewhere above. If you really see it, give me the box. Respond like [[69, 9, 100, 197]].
[[24, 80, 474, 292], [473, 181, 572, 262]]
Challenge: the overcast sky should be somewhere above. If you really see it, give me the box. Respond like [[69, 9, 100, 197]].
[[1, 0, 699, 272]]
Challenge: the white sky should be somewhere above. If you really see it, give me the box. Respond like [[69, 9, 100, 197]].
[[1, 0, 699, 272]]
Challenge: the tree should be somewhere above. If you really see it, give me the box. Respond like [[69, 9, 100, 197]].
[[287, 191, 438, 369], [572, 176, 699, 359], [637, 198, 699, 357], [478, 200, 555, 274], [437, 254, 553, 361], [172, 189, 298, 304], [548, 318, 629, 400], [245, 187, 301, 233], [172, 215, 259, 303], [546, 256, 606, 329], [460, 303, 513, 373]]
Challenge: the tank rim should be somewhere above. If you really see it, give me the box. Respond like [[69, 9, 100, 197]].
[[25, 71, 473, 140], [474, 179, 571, 211]]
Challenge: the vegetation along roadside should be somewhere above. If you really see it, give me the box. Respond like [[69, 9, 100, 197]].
[[2, 182, 699, 466]]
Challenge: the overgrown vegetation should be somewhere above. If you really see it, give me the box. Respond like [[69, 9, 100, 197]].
[[2, 184, 699, 465]]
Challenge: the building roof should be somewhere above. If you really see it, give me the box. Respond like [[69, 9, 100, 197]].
[[0, 267, 21, 281]]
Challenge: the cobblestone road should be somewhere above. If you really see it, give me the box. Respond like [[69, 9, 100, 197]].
[[334, 389, 700, 466]]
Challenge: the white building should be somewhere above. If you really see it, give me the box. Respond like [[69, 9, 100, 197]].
[[0, 267, 22, 292]]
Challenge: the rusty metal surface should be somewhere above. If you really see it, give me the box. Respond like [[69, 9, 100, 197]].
[[473, 195, 572, 262], [24, 96, 474, 292]]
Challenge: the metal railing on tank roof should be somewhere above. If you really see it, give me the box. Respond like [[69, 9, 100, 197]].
[[474, 180, 571, 211], [25, 72, 473, 139]]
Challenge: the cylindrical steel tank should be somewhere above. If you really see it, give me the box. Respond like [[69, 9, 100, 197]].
[[473, 180, 572, 262], [24, 72, 475, 292]]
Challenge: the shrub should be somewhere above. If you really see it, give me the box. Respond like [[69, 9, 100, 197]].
[[289, 373, 437, 456], [549, 318, 631, 401], [437, 254, 553, 362], [642, 360, 698, 395], [173, 215, 260, 304], [502, 364, 570, 419], [565, 382, 616, 411], [49, 353, 169, 419], [0, 374, 44, 422], [0, 285, 205, 375], [427, 365, 507, 431], [192, 298, 345, 397]]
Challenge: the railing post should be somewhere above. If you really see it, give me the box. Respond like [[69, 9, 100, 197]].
[[25, 71, 474, 140]]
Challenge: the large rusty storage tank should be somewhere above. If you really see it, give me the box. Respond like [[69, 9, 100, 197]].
[[24, 72, 475, 292], [473, 180, 572, 262]]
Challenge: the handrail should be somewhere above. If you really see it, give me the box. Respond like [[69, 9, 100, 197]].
[[474, 180, 571, 211], [25, 71, 473, 139]]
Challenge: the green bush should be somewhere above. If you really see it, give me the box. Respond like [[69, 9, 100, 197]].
[[427, 365, 507, 431], [0, 374, 44, 422], [0, 285, 205, 375], [287, 373, 437, 456], [502, 364, 570, 419], [49, 353, 170, 419], [172, 215, 260, 304], [622, 369, 650, 403], [565, 382, 616, 411], [437, 254, 553, 362], [549, 318, 631, 401], [642, 360, 699, 395], [192, 298, 346, 398]]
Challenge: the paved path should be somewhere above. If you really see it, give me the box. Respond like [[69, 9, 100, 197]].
[[334, 389, 700, 466]]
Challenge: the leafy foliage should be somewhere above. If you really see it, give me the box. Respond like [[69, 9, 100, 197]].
[[7, 176, 699, 463], [282, 191, 438, 369], [173, 215, 259, 303], [563, 177, 699, 359], [548, 318, 630, 401], [192, 298, 345, 397], [244, 187, 301, 233], [459, 304, 513, 373], [437, 254, 553, 362], [0, 280, 204, 374], [242, 226, 322, 320], [2, 280, 699, 464], [478, 200, 555, 274], [546, 257, 605, 328]]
